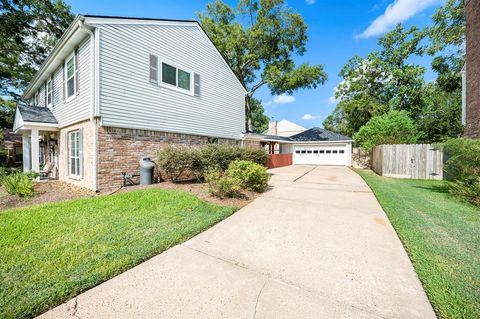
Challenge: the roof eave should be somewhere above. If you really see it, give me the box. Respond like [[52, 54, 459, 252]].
[[23, 15, 91, 100]]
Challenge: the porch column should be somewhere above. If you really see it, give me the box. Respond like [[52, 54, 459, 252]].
[[30, 129, 40, 173], [22, 133, 31, 173]]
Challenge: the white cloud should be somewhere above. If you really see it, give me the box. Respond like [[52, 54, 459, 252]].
[[328, 84, 341, 105], [262, 94, 296, 107], [301, 114, 321, 121], [357, 0, 440, 39], [273, 94, 296, 104], [305, 0, 316, 5]]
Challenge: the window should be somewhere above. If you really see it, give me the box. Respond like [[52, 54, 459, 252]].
[[295, 150, 300, 154], [65, 54, 76, 100], [161, 62, 192, 92], [34, 92, 40, 106], [307, 150, 312, 154], [14, 146, 23, 162], [339, 150, 345, 154], [313, 150, 319, 154], [320, 150, 325, 154], [68, 130, 81, 176], [162, 63, 177, 86], [333, 150, 338, 154], [326, 150, 331, 154], [301, 150, 306, 154], [149, 54, 158, 83], [47, 79, 53, 107]]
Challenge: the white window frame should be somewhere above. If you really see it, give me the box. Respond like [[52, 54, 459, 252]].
[[34, 92, 40, 106], [68, 130, 80, 177], [159, 59, 194, 96], [46, 79, 53, 107], [65, 52, 76, 102]]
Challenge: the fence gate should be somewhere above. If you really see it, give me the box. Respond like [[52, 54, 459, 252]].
[[372, 144, 443, 180]]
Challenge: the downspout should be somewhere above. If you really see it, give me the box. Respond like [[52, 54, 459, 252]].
[[80, 19, 99, 191]]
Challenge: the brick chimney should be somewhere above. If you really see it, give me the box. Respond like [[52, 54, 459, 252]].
[[465, 0, 480, 138]]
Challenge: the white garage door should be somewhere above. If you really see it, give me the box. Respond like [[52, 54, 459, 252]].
[[293, 144, 350, 166]]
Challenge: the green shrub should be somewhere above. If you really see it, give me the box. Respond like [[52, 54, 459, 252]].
[[204, 168, 241, 199], [157, 145, 196, 182], [226, 160, 270, 192], [442, 138, 480, 206], [354, 110, 419, 151], [157, 144, 267, 182], [3, 172, 34, 197]]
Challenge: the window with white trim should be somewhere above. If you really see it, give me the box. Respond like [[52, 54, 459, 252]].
[[46, 79, 53, 107], [34, 92, 40, 106], [68, 130, 81, 176], [161, 62, 192, 92], [65, 54, 76, 100]]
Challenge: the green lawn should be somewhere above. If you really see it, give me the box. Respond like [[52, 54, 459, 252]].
[[355, 169, 480, 319], [0, 188, 237, 319]]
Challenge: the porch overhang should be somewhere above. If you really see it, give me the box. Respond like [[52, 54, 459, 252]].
[[13, 104, 59, 134]]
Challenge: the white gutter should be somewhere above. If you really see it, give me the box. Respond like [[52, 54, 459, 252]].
[[80, 20, 99, 192]]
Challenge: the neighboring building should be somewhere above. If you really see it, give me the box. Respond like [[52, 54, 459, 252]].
[[266, 120, 306, 137], [14, 15, 246, 191], [1, 129, 23, 167], [464, 0, 480, 138]]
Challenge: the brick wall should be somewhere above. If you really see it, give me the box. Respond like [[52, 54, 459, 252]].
[[58, 120, 95, 189], [465, 0, 480, 138], [96, 126, 240, 191]]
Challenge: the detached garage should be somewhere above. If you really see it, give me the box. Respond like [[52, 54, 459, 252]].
[[252, 127, 353, 168], [290, 128, 353, 166]]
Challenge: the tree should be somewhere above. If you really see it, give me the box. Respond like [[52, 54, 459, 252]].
[[198, 0, 327, 132], [0, 98, 16, 128], [417, 83, 463, 143], [250, 98, 269, 133], [354, 110, 419, 151], [322, 105, 349, 136], [328, 25, 426, 135], [426, 0, 465, 93], [0, 129, 7, 166], [0, 0, 74, 101]]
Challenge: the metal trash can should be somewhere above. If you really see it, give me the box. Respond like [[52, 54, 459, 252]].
[[139, 157, 155, 185]]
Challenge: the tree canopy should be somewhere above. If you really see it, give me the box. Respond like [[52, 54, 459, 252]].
[[198, 0, 327, 132], [324, 0, 465, 144]]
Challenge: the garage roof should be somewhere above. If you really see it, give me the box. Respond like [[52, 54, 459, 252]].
[[290, 127, 351, 142]]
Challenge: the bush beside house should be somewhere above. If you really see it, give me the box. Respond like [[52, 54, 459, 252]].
[[157, 145, 270, 198], [442, 138, 480, 207]]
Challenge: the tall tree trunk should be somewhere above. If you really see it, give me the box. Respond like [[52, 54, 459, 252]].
[[245, 93, 253, 132]]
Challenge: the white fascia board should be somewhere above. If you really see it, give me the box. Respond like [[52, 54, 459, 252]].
[[23, 15, 93, 99], [84, 17, 198, 27]]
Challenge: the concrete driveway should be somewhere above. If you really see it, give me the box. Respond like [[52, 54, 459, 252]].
[[39, 166, 436, 319]]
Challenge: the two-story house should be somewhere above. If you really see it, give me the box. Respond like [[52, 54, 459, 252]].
[[13, 15, 246, 191]]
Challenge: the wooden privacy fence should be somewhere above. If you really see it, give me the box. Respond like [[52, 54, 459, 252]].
[[372, 144, 444, 180]]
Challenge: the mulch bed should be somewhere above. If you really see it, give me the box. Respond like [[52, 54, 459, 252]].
[[1, 180, 257, 212], [0, 181, 95, 211]]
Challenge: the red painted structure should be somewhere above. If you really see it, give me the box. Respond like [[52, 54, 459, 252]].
[[267, 153, 293, 169]]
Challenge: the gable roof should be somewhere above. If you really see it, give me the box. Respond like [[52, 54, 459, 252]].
[[23, 14, 247, 99], [290, 127, 352, 142], [16, 104, 58, 124]]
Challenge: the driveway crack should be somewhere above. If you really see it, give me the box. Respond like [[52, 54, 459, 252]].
[[293, 166, 317, 182], [70, 297, 81, 319], [253, 281, 267, 319]]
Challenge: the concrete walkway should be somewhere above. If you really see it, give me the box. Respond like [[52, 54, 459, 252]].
[[39, 166, 436, 319]]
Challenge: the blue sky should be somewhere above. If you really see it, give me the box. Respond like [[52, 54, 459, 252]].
[[67, 0, 444, 128]]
